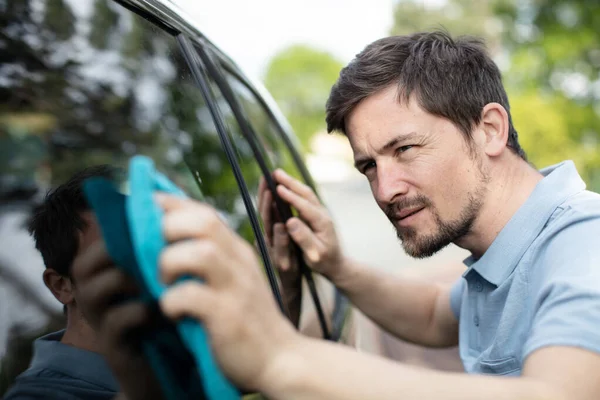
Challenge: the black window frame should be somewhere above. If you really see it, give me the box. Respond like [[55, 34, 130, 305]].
[[188, 40, 332, 340], [208, 51, 351, 342], [174, 34, 288, 317]]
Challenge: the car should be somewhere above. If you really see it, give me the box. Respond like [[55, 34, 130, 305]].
[[0, 0, 356, 397], [1, 0, 466, 397]]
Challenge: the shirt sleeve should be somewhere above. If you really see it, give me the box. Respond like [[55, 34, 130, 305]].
[[449, 277, 465, 320], [523, 209, 600, 360]]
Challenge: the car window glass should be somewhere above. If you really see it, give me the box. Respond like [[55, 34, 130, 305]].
[[201, 62, 332, 337], [1, 0, 267, 240], [0, 0, 271, 385], [223, 71, 306, 182]]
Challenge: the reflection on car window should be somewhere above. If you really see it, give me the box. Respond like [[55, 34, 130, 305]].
[[0, 0, 262, 239], [223, 71, 305, 182], [203, 63, 333, 337], [0, 0, 265, 387]]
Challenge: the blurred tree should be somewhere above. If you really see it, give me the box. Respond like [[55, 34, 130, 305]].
[[391, 0, 503, 52], [43, 0, 75, 41], [263, 45, 343, 151], [495, 0, 600, 190], [89, 0, 120, 50], [390, 0, 600, 191]]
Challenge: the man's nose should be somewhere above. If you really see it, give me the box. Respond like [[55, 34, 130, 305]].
[[373, 164, 410, 206]]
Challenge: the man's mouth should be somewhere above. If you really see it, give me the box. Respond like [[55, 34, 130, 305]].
[[396, 207, 425, 220]]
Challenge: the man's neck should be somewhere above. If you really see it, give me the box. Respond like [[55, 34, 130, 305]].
[[456, 159, 544, 259], [60, 308, 101, 353]]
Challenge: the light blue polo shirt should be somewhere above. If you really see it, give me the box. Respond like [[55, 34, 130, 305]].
[[450, 160, 600, 375]]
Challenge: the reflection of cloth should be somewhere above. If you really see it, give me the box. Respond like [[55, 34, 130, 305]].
[[3, 330, 118, 400], [0, 202, 63, 358], [84, 156, 238, 400], [450, 161, 600, 375]]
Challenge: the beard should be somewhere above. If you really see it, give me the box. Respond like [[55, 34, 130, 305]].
[[385, 174, 488, 259]]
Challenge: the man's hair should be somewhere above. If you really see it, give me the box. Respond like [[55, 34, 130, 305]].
[[28, 165, 116, 277], [326, 30, 526, 160]]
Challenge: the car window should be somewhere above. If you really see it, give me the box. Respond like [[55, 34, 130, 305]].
[[0, 0, 279, 387], [193, 54, 333, 338], [222, 71, 305, 182], [1, 0, 264, 241]]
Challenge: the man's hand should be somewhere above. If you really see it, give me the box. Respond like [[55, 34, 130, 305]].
[[72, 242, 164, 400], [269, 169, 346, 282], [257, 175, 303, 325], [257, 175, 299, 278], [156, 194, 300, 391]]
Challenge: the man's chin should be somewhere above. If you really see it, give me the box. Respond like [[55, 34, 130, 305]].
[[398, 233, 450, 259]]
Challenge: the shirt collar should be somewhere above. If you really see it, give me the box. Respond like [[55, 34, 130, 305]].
[[29, 330, 119, 391], [462, 160, 586, 286]]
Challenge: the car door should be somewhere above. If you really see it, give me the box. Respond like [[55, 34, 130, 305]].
[[0, 0, 303, 393]]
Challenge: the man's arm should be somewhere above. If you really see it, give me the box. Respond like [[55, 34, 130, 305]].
[[331, 258, 459, 347], [153, 195, 600, 400], [259, 338, 597, 400], [271, 169, 459, 347]]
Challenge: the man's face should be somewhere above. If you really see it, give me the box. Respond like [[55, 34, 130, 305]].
[[70, 211, 103, 308], [346, 86, 489, 258]]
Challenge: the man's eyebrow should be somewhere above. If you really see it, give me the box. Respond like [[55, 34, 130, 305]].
[[353, 132, 418, 170]]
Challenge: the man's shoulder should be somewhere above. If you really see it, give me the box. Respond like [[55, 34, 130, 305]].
[[560, 189, 600, 215], [3, 369, 116, 400], [541, 189, 600, 245], [528, 189, 600, 280]]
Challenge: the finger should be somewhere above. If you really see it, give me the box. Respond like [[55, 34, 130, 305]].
[[160, 281, 216, 323], [259, 189, 274, 245], [154, 192, 194, 211], [258, 174, 267, 195], [162, 204, 224, 243], [273, 169, 320, 205], [159, 239, 225, 284], [272, 223, 291, 271], [78, 268, 139, 328], [276, 184, 326, 230], [71, 240, 113, 284], [286, 217, 323, 265]]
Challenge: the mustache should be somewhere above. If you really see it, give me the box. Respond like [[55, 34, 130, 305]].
[[384, 194, 432, 219]]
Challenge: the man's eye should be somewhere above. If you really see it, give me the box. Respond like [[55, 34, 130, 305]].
[[396, 145, 414, 154], [362, 162, 376, 174]]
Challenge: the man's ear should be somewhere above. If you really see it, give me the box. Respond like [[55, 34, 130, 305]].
[[43, 268, 74, 306], [479, 102, 509, 157]]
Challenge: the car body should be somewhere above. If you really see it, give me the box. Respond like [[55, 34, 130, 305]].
[[0, 0, 356, 396], [0, 0, 462, 396]]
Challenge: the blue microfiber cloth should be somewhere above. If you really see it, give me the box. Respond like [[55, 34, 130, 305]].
[[83, 155, 240, 400]]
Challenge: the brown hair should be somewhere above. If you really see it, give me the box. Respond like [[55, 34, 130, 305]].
[[325, 30, 526, 159]]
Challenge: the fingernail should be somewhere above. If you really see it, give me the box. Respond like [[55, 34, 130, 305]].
[[154, 192, 168, 205], [287, 220, 298, 232]]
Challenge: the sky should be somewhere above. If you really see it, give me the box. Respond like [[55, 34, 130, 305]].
[[174, 0, 396, 81]]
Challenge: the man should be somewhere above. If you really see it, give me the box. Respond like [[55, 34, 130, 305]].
[[3, 166, 156, 400], [75, 31, 600, 399]]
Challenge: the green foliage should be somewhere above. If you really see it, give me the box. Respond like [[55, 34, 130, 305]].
[[89, 0, 120, 49], [263, 45, 343, 151], [43, 0, 75, 41], [390, 0, 600, 192]]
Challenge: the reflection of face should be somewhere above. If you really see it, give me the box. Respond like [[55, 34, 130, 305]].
[[347, 86, 489, 258], [71, 211, 102, 307]]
